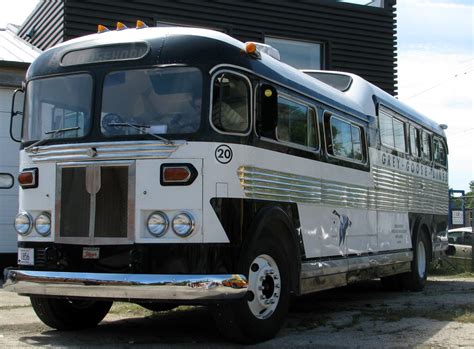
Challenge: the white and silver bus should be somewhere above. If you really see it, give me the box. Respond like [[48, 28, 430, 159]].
[[4, 25, 448, 343]]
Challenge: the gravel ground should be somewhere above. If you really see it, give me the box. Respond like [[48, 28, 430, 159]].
[[1, 276, 473, 348]]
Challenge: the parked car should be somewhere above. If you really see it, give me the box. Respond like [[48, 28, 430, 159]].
[[446, 227, 473, 270]]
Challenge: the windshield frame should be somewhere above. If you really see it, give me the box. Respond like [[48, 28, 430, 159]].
[[22, 72, 95, 145]]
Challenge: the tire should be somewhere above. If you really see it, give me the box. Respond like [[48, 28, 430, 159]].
[[402, 231, 430, 291], [30, 297, 112, 330], [212, 235, 291, 344], [137, 303, 177, 312]]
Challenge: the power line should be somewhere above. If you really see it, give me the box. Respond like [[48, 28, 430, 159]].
[[403, 68, 474, 101]]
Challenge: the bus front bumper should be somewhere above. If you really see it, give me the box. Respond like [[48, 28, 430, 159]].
[[2, 269, 248, 302]]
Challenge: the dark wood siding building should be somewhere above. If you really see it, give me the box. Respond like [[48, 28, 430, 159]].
[[18, 0, 397, 95]]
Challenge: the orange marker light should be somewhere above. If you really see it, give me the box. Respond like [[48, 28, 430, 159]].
[[136, 20, 148, 29], [245, 42, 257, 55], [162, 167, 191, 183], [97, 24, 109, 33], [116, 22, 128, 30]]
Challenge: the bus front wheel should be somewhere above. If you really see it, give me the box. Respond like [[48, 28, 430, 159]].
[[30, 297, 112, 330], [212, 235, 291, 343]]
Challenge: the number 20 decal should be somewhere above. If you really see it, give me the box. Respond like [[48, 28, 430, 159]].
[[215, 144, 233, 164]]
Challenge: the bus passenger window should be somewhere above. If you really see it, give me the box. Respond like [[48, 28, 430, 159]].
[[212, 73, 250, 133], [409, 126, 420, 157], [276, 97, 317, 148], [378, 110, 406, 152], [433, 137, 447, 166], [328, 115, 365, 162], [421, 131, 431, 161]]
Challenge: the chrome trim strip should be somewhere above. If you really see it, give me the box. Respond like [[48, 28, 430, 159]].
[[300, 251, 413, 279], [238, 166, 448, 214], [299, 251, 413, 294], [3, 270, 248, 301], [26, 141, 185, 163]]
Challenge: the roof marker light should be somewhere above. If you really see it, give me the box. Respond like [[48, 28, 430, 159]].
[[244, 42, 261, 60], [136, 20, 148, 29], [245, 42, 257, 55], [116, 22, 128, 31], [97, 25, 109, 34]]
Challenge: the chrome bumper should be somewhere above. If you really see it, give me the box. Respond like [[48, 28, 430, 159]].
[[3, 270, 248, 301]]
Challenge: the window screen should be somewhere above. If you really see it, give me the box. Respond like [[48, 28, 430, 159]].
[[276, 97, 317, 148], [212, 73, 250, 133]]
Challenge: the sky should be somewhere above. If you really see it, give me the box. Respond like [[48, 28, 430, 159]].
[[0, 0, 473, 191]]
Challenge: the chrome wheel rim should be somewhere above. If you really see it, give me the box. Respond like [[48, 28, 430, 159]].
[[417, 240, 426, 278], [247, 254, 281, 319]]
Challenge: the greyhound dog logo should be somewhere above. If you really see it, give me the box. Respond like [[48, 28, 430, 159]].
[[332, 210, 352, 246]]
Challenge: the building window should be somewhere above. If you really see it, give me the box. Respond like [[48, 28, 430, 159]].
[[0, 173, 14, 189], [276, 97, 318, 149], [265, 37, 322, 69]]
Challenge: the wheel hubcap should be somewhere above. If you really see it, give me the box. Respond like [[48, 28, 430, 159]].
[[247, 254, 281, 319], [417, 240, 426, 278]]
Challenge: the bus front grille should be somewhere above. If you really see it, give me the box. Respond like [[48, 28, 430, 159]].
[[57, 163, 134, 244]]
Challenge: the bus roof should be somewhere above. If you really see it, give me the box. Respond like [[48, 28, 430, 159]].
[[29, 26, 445, 136]]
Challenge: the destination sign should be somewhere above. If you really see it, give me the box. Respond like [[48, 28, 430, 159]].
[[61, 43, 149, 66]]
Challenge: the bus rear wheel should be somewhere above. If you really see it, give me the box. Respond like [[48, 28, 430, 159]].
[[212, 235, 290, 343], [30, 297, 112, 330], [402, 230, 430, 291]]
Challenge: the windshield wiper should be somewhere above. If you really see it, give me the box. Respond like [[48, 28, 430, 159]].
[[25, 126, 81, 153], [108, 122, 173, 144]]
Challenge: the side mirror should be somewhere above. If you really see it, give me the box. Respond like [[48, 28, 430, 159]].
[[10, 88, 24, 142], [257, 84, 277, 138]]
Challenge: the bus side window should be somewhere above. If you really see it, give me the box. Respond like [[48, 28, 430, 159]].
[[211, 72, 250, 134], [433, 136, 447, 167], [276, 97, 318, 149], [378, 109, 406, 152], [325, 113, 365, 162], [421, 131, 431, 161], [409, 125, 420, 158]]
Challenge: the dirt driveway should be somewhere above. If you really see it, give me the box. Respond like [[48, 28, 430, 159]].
[[1, 276, 473, 348]]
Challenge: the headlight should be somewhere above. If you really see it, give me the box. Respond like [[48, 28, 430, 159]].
[[172, 212, 195, 237], [147, 211, 169, 237], [14, 212, 32, 235], [35, 212, 51, 236]]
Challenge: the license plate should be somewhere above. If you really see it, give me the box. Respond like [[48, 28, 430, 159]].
[[18, 248, 34, 266], [82, 247, 100, 259]]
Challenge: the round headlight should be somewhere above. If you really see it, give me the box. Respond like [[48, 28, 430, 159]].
[[147, 211, 169, 237], [14, 212, 32, 236], [35, 212, 51, 236], [172, 212, 195, 237]]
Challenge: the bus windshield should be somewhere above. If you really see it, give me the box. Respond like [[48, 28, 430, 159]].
[[101, 67, 202, 137], [23, 74, 93, 142]]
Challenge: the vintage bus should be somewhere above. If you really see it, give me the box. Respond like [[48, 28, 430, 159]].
[[4, 24, 448, 343]]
